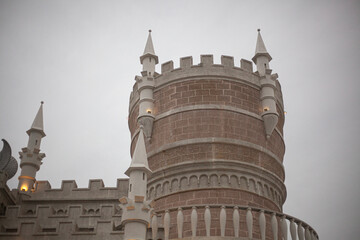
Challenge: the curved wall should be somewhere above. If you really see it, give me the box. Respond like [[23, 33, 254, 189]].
[[128, 55, 286, 238]]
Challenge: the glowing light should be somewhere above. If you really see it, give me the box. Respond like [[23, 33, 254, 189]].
[[263, 107, 270, 112], [21, 185, 28, 192], [146, 109, 152, 114]]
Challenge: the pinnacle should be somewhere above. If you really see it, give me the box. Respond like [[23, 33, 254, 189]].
[[252, 29, 272, 62], [143, 30, 155, 55], [27, 102, 46, 137], [140, 30, 159, 64], [125, 128, 151, 177]]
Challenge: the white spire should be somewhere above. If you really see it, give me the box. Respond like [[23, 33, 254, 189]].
[[143, 30, 155, 55], [27, 101, 45, 137], [140, 30, 159, 64], [252, 29, 272, 62], [125, 128, 151, 177]]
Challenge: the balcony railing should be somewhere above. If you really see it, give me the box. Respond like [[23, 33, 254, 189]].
[[150, 204, 318, 240]]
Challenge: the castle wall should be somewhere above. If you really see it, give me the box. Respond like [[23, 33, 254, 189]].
[[0, 179, 128, 239]]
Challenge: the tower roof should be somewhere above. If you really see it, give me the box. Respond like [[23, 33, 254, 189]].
[[27, 102, 46, 137], [140, 30, 159, 64], [125, 128, 152, 177], [252, 29, 272, 62]]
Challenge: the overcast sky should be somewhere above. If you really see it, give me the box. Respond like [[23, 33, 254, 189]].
[[0, 1, 359, 239]]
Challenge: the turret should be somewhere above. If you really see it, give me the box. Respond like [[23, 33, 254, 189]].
[[136, 30, 158, 139], [252, 29, 279, 139], [18, 102, 46, 193], [120, 128, 152, 240], [252, 29, 272, 76]]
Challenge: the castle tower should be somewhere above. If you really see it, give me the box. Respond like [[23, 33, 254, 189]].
[[120, 128, 152, 240], [127, 30, 318, 239], [18, 102, 46, 193]]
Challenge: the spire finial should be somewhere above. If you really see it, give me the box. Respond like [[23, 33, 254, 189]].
[[252, 29, 272, 62], [140, 29, 159, 64], [27, 102, 46, 137]]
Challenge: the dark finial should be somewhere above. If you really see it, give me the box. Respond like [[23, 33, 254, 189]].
[[148, 29, 152, 33], [41, 101, 44, 105], [257, 29, 261, 32]]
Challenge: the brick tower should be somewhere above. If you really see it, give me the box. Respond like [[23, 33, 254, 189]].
[[128, 31, 317, 240]]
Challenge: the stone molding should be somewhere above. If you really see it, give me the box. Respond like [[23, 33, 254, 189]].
[[147, 160, 286, 209]]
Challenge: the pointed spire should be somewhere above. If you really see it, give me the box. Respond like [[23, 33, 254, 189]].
[[125, 128, 151, 176], [143, 30, 155, 55], [252, 29, 272, 62], [27, 101, 45, 137], [140, 30, 159, 64]]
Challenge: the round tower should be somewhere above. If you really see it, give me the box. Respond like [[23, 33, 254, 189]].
[[129, 31, 286, 239]]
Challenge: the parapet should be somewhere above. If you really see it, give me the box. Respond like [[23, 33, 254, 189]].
[[160, 55, 255, 76], [129, 54, 284, 115], [30, 178, 129, 201]]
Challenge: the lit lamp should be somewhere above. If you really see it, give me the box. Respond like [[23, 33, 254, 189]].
[[263, 107, 270, 112], [146, 109, 152, 114], [21, 185, 28, 192]]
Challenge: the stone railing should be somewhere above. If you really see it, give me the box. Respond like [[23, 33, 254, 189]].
[[150, 205, 318, 240]]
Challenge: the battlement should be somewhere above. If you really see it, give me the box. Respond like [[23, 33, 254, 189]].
[[160, 55, 254, 75], [129, 55, 264, 114], [28, 178, 129, 201]]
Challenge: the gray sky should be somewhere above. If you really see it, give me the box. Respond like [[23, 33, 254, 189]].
[[1, 1, 359, 239]]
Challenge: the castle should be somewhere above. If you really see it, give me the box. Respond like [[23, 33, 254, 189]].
[[0, 30, 318, 240]]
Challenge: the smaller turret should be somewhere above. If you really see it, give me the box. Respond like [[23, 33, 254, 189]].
[[18, 102, 46, 193], [252, 30, 279, 139], [252, 29, 272, 76], [136, 30, 158, 139], [120, 128, 152, 240], [140, 30, 159, 76]]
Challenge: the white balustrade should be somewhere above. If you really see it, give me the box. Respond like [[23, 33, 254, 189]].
[[233, 206, 240, 237], [281, 216, 288, 240], [298, 222, 304, 240], [151, 214, 158, 240], [154, 205, 318, 240], [305, 227, 311, 240], [164, 210, 170, 240], [204, 206, 211, 236], [176, 207, 183, 238], [259, 210, 266, 240], [246, 207, 253, 239], [290, 219, 297, 240], [271, 213, 278, 240], [191, 206, 198, 237]]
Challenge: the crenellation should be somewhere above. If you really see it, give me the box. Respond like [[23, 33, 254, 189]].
[[161, 60, 174, 74], [61, 180, 78, 192], [221, 55, 234, 67], [180, 56, 193, 69], [241, 58, 253, 72], [89, 179, 104, 190], [200, 54, 214, 66], [34, 180, 51, 191]]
